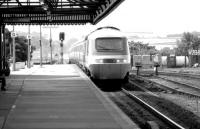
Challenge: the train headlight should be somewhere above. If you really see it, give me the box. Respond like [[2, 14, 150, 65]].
[[116, 59, 121, 63], [95, 59, 103, 63], [116, 59, 127, 63], [123, 59, 128, 63]]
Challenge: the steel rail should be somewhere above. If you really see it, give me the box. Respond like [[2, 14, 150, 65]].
[[156, 75, 200, 98], [121, 87, 185, 129], [130, 74, 200, 98], [158, 71, 200, 79]]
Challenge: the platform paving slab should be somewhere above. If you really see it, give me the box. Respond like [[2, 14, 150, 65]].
[[0, 117, 4, 129], [2, 65, 139, 129]]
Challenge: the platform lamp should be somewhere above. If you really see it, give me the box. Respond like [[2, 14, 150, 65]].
[[59, 32, 65, 64], [11, 26, 17, 71]]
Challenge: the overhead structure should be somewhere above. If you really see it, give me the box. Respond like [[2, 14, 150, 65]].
[[0, 0, 124, 25]]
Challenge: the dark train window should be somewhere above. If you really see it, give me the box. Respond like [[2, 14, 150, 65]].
[[95, 38, 125, 51]]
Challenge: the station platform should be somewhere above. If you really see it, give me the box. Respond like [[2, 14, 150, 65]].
[[0, 65, 139, 129]]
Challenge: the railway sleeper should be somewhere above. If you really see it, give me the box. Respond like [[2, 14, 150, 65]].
[[144, 121, 160, 129]]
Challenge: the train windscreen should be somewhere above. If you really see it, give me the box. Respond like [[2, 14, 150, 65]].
[[95, 38, 125, 51]]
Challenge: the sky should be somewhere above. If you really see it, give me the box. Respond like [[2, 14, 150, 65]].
[[98, 0, 200, 34], [6, 0, 200, 40]]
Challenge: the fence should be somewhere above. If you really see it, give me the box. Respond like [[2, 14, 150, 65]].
[[131, 55, 189, 68]]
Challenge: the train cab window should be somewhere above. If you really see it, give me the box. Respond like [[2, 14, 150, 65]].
[[95, 38, 125, 51]]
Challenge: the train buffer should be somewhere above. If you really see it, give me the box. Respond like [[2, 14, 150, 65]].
[[135, 62, 142, 76], [154, 62, 160, 75], [1, 64, 139, 129]]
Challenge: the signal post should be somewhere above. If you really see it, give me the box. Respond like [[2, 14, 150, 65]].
[[59, 32, 65, 64]]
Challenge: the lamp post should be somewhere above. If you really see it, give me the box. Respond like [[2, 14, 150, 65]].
[[27, 25, 31, 68], [11, 26, 16, 71]]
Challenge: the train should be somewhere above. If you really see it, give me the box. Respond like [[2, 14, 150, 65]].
[[68, 27, 131, 80]]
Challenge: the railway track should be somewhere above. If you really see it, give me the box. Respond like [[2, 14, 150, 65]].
[[131, 69, 200, 79], [121, 88, 185, 129], [108, 90, 180, 129], [158, 71, 200, 80], [130, 73, 200, 99], [156, 75, 200, 97], [126, 76, 200, 129], [93, 80, 189, 129]]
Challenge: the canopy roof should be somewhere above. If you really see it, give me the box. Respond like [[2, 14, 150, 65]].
[[0, 0, 124, 25]]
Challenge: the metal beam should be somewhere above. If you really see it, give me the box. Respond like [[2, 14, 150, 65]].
[[0, 23, 2, 75], [0, 0, 5, 6], [93, 0, 124, 24], [16, 0, 22, 6], [0, 0, 124, 25]]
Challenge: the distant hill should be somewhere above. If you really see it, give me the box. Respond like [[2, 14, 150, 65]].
[[167, 33, 182, 38], [167, 31, 200, 38]]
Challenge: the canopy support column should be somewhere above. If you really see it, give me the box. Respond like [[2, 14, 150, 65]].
[[0, 21, 6, 91]]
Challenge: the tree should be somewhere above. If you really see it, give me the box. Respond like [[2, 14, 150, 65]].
[[176, 32, 200, 56], [159, 47, 175, 56], [129, 41, 157, 55], [5, 28, 37, 62], [15, 36, 28, 62], [5, 28, 12, 59], [18, 31, 50, 59], [176, 32, 200, 66]]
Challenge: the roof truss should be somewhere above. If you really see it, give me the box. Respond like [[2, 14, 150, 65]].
[[0, 0, 124, 25]]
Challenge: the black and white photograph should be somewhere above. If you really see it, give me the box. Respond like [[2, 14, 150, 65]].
[[0, 0, 200, 129]]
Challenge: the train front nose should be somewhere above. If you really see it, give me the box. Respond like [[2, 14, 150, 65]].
[[100, 64, 121, 79], [89, 64, 130, 79]]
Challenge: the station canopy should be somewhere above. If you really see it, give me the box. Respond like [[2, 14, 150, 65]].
[[0, 0, 124, 25]]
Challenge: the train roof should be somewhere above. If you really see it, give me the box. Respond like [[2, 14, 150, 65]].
[[85, 26, 126, 40], [95, 26, 120, 31], [69, 27, 127, 51]]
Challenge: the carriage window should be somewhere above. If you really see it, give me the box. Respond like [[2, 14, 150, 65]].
[[95, 38, 125, 51]]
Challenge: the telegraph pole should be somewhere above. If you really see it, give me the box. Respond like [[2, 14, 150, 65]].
[[40, 25, 42, 67], [27, 25, 31, 68], [50, 28, 52, 64]]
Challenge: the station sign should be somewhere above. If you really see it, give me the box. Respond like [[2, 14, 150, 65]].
[[188, 49, 200, 55], [11, 31, 17, 38]]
